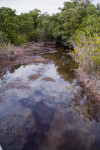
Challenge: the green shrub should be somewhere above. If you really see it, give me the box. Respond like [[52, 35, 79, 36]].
[[13, 34, 27, 45], [0, 31, 8, 45], [72, 32, 100, 77]]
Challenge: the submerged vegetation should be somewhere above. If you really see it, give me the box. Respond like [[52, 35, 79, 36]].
[[0, 0, 100, 77]]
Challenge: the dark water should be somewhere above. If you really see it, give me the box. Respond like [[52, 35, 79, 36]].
[[0, 46, 100, 150]]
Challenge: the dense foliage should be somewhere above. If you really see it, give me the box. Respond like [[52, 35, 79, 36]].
[[0, 0, 100, 45], [0, 0, 100, 76]]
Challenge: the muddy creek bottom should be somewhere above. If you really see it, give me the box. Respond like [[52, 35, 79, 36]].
[[0, 45, 100, 150]]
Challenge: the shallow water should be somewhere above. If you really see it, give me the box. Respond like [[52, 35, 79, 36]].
[[0, 46, 100, 150]]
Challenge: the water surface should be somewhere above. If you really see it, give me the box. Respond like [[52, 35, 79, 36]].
[[0, 46, 100, 150]]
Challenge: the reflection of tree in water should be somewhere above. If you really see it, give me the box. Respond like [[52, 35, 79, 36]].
[[0, 72, 6, 83], [10, 64, 27, 73], [58, 130, 87, 150], [21, 100, 55, 150], [43, 48, 78, 83], [0, 64, 26, 82]]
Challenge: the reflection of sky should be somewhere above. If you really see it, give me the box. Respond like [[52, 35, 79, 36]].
[[0, 59, 100, 150], [0, 62, 82, 107]]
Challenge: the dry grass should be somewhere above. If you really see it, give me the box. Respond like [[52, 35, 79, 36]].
[[0, 43, 16, 59]]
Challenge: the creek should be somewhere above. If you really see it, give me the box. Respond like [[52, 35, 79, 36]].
[[0, 45, 100, 150]]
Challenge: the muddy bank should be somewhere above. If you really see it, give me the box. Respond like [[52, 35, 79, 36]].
[[67, 52, 100, 101], [0, 42, 56, 73], [74, 69, 100, 101], [0, 42, 56, 60]]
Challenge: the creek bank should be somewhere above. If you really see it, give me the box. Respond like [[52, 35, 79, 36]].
[[67, 52, 100, 101], [0, 42, 56, 60], [74, 69, 100, 101], [0, 42, 56, 73]]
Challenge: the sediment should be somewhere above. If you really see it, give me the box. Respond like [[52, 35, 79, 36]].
[[0, 42, 56, 73], [74, 69, 100, 101]]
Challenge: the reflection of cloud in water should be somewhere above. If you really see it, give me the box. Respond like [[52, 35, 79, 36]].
[[1, 63, 80, 105], [0, 62, 100, 122], [1, 63, 44, 82], [0, 51, 100, 150], [0, 146, 3, 150]]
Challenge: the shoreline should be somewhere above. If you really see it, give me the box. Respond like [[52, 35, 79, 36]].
[[74, 69, 100, 101], [67, 52, 100, 101], [0, 42, 100, 101], [0, 42, 56, 60], [0, 42, 56, 73]]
